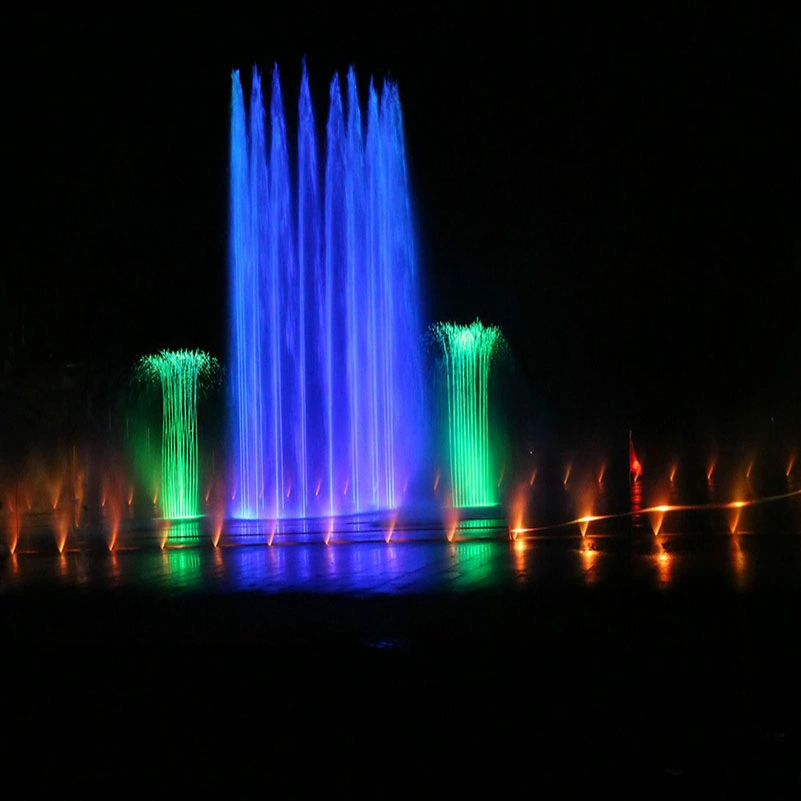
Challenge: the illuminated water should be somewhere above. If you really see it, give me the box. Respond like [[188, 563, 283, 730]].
[[229, 63, 427, 521], [4, 452, 798, 592], [3, 452, 799, 792], [137, 350, 219, 519], [434, 320, 502, 507]]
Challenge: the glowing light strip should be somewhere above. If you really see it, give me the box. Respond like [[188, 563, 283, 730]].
[[509, 488, 801, 537]]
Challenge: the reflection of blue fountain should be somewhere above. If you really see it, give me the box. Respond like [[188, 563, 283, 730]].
[[229, 63, 428, 522]]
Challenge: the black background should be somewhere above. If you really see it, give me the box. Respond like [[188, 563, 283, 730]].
[[6, 6, 800, 448]]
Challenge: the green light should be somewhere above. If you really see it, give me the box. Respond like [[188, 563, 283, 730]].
[[433, 320, 502, 508], [137, 350, 219, 520]]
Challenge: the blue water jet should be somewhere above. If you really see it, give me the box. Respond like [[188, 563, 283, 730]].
[[229, 62, 428, 520]]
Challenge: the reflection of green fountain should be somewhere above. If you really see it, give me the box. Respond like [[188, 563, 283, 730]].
[[137, 350, 219, 520], [433, 320, 502, 508]]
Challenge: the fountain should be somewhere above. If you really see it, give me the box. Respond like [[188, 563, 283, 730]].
[[229, 62, 428, 520], [137, 349, 219, 520], [433, 320, 503, 508]]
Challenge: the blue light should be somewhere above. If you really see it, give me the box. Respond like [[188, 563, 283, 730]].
[[229, 63, 429, 520]]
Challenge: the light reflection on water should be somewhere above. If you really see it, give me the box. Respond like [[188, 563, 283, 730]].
[[1, 470, 799, 597], [4, 525, 798, 598]]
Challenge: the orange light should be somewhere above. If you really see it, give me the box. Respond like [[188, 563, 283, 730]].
[[55, 512, 69, 553], [581, 542, 599, 575], [509, 484, 527, 537], [563, 464, 571, 487], [529, 470, 537, 487], [649, 509, 666, 537], [444, 506, 459, 542], [598, 464, 606, 484], [7, 514, 20, 555], [512, 538, 527, 574], [51, 475, 63, 510], [384, 513, 398, 544], [211, 518, 223, 548], [657, 548, 671, 584]]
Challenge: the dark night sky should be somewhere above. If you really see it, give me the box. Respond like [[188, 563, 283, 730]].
[[7, 7, 801, 448]]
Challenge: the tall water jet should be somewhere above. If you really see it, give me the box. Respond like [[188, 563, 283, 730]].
[[433, 320, 503, 508], [229, 62, 428, 520], [137, 350, 219, 520]]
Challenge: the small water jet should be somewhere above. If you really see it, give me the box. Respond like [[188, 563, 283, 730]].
[[433, 320, 503, 508], [137, 350, 219, 520]]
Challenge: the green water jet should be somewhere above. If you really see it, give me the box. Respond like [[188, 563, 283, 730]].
[[137, 350, 219, 520], [433, 320, 502, 508]]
